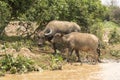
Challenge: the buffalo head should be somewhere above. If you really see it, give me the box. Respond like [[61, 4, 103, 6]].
[[51, 33, 69, 44], [36, 29, 53, 46], [36, 31, 45, 46]]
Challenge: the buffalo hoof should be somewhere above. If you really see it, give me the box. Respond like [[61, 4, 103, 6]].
[[77, 60, 82, 65], [77, 60, 81, 62], [98, 60, 103, 63]]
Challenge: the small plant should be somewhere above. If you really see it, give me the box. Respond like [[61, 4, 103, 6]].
[[12, 41, 22, 51], [0, 54, 38, 74], [50, 54, 63, 70]]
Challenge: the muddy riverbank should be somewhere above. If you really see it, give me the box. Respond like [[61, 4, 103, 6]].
[[0, 60, 120, 80]]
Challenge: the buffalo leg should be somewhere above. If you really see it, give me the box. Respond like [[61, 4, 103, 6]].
[[75, 50, 82, 65], [69, 48, 74, 56], [53, 43, 57, 54], [75, 50, 81, 62], [93, 50, 99, 64], [67, 48, 74, 62], [97, 48, 102, 63]]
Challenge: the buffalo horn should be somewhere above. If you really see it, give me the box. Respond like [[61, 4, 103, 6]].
[[45, 29, 52, 36]]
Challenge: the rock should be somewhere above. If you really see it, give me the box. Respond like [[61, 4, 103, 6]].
[[34, 65, 43, 72], [4, 21, 38, 37], [18, 47, 36, 58]]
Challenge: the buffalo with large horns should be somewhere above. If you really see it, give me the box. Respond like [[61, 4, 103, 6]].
[[36, 20, 81, 53]]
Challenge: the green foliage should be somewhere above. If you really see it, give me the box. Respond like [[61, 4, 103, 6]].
[[66, 0, 106, 32], [50, 54, 63, 70], [2, 0, 35, 19], [106, 5, 120, 25], [0, 0, 107, 34], [0, 1, 11, 34], [110, 7, 120, 25], [109, 28, 120, 44], [0, 37, 35, 53], [110, 50, 120, 58], [102, 21, 119, 28], [20, 0, 107, 31], [0, 54, 36, 74], [34, 53, 64, 70], [90, 22, 104, 40]]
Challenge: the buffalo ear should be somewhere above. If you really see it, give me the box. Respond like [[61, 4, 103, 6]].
[[60, 33, 64, 37], [54, 33, 62, 37]]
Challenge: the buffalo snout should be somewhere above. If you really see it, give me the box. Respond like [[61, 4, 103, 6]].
[[38, 42, 44, 47], [37, 38, 45, 47]]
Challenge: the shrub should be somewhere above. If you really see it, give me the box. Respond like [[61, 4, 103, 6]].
[[0, 1, 11, 35], [0, 54, 37, 74], [110, 7, 120, 25], [109, 28, 120, 44], [110, 50, 120, 58], [90, 22, 104, 40]]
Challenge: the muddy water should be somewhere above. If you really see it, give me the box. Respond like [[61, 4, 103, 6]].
[[0, 61, 120, 80]]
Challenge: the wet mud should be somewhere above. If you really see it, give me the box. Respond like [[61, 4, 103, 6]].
[[0, 60, 120, 80]]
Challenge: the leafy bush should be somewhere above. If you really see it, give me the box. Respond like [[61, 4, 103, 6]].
[[21, 0, 106, 31], [110, 50, 120, 58], [109, 7, 120, 25], [109, 28, 120, 44], [0, 54, 37, 74], [2, 0, 34, 19], [90, 22, 104, 40], [0, 1, 11, 34]]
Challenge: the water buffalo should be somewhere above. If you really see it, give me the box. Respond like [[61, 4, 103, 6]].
[[51, 32, 101, 64], [36, 20, 81, 53]]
